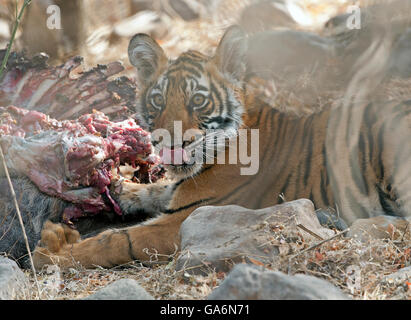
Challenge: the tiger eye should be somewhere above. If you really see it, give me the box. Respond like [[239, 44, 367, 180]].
[[192, 93, 205, 107], [152, 94, 164, 107]]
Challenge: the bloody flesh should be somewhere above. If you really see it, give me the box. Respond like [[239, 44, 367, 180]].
[[0, 106, 164, 224]]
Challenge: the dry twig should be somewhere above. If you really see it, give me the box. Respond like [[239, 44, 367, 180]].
[[0, 0, 41, 298]]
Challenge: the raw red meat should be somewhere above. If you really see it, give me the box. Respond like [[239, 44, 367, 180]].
[[0, 50, 167, 225], [0, 106, 164, 225]]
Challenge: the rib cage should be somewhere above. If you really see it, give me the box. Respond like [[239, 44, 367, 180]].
[[0, 50, 138, 121]]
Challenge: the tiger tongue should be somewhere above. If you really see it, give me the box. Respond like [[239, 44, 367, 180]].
[[159, 147, 189, 165]]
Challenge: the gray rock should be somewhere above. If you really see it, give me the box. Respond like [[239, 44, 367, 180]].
[[382, 266, 411, 284], [0, 256, 29, 300], [0, 177, 60, 267], [346, 215, 411, 242], [379, 266, 411, 299], [208, 264, 350, 300], [176, 199, 334, 275], [83, 279, 154, 300], [316, 209, 348, 231]]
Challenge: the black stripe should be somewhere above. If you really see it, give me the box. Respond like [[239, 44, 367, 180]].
[[359, 131, 369, 194], [208, 94, 217, 115], [256, 110, 279, 173], [218, 88, 226, 117], [297, 115, 314, 187], [224, 87, 233, 115], [173, 56, 204, 71], [266, 112, 283, 161], [376, 184, 397, 216], [309, 190, 315, 204], [204, 116, 224, 125], [321, 142, 330, 186], [320, 171, 330, 207], [319, 141, 331, 207], [362, 102, 376, 163], [124, 230, 138, 261], [255, 108, 264, 126], [172, 165, 213, 192], [197, 84, 208, 91], [167, 66, 201, 78], [252, 116, 287, 206], [368, 128, 375, 166], [377, 122, 386, 180], [164, 198, 214, 214], [302, 116, 314, 145], [181, 78, 188, 92], [303, 127, 314, 186], [279, 121, 299, 179], [209, 78, 223, 112]]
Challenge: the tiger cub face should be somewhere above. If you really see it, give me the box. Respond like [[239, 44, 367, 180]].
[[128, 27, 248, 178]]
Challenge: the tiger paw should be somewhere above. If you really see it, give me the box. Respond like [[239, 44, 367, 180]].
[[33, 221, 81, 269]]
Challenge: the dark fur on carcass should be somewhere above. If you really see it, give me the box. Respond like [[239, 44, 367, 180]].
[[0, 177, 64, 267], [0, 176, 154, 267]]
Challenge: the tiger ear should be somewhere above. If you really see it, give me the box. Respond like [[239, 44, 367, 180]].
[[213, 26, 247, 82], [128, 34, 168, 87]]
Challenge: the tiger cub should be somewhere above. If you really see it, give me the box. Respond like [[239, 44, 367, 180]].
[[33, 26, 411, 269]]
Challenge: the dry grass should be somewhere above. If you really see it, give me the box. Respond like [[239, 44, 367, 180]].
[[281, 237, 411, 300], [21, 215, 411, 300], [5, 0, 411, 300], [25, 258, 224, 300]]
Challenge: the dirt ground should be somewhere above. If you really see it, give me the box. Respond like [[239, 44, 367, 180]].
[[23, 230, 410, 300], [1, 0, 410, 300]]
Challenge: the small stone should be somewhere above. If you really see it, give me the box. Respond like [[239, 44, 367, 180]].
[[208, 263, 350, 300], [347, 216, 411, 242], [83, 279, 154, 300], [0, 256, 29, 300], [382, 266, 411, 284], [316, 209, 348, 230]]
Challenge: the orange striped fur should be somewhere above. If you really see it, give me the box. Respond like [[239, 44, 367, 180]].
[[33, 27, 411, 269]]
